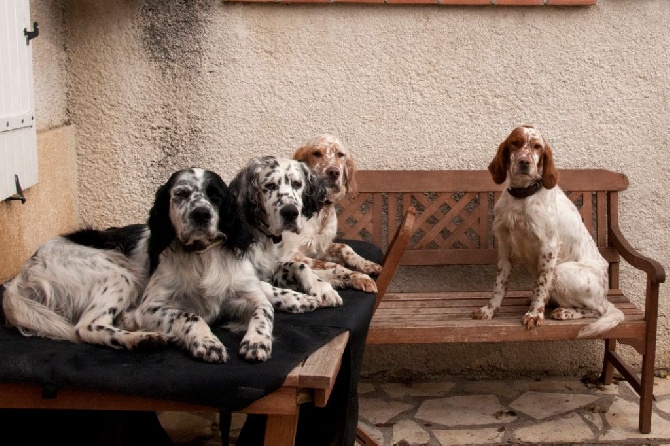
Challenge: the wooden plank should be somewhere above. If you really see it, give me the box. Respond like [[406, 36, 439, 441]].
[[264, 414, 299, 446], [367, 321, 646, 344], [297, 331, 348, 389], [355, 169, 628, 193], [367, 287, 645, 344]]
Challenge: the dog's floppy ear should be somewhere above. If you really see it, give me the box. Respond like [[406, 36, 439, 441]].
[[292, 145, 311, 163], [212, 174, 255, 255], [229, 158, 264, 225], [541, 144, 559, 189], [301, 163, 327, 218], [343, 154, 358, 197], [488, 142, 509, 185], [147, 173, 178, 274]]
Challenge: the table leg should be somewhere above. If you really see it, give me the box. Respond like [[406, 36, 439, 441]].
[[264, 414, 299, 446]]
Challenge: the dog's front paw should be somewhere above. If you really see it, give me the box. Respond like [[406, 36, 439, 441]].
[[473, 305, 497, 319], [311, 281, 343, 307], [239, 336, 272, 362], [360, 261, 382, 275], [522, 311, 544, 329], [275, 290, 320, 313], [190, 335, 228, 363], [351, 273, 378, 293], [133, 332, 170, 351]]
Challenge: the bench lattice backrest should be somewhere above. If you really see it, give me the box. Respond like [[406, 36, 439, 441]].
[[337, 169, 629, 288]]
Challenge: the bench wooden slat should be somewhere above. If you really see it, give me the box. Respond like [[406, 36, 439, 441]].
[[355, 169, 629, 193], [368, 289, 646, 345], [367, 322, 647, 344]]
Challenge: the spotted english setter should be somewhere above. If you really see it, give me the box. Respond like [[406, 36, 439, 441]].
[[229, 156, 343, 307], [280, 134, 382, 293], [3, 168, 315, 363], [472, 125, 624, 338], [2, 224, 164, 349]]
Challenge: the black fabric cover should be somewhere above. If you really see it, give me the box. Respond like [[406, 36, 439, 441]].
[[0, 239, 381, 445]]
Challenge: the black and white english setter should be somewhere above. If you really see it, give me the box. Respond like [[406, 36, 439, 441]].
[[229, 156, 343, 307], [3, 168, 316, 363], [281, 134, 382, 293], [2, 224, 163, 349], [472, 125, 624, 337]]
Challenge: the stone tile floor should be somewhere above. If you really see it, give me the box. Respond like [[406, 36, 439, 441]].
[[158, 374, 670, 445]]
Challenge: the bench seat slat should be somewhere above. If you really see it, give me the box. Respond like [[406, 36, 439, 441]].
[[368, 290, 646, 344]]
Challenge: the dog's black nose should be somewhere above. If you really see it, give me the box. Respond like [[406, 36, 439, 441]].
[[326, 167, 340, 179], [191, 207, 212, 225], [280, 204, 299, 222]]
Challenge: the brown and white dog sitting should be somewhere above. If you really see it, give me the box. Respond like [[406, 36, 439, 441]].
[[279, 134, 382, 293], [473, 125, 624, 338]]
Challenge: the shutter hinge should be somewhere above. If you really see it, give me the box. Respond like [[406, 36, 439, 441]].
[[24, 21, 39, 44], [5, 175, 27, 204]]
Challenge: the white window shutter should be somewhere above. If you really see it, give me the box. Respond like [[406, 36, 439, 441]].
[[0, 0, 38, 201]]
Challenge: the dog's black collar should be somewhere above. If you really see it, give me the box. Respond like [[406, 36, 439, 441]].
[[507, 180, 542, 199], [259, 225, 282, 244]]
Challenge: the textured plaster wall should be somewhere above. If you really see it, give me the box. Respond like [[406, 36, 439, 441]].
[[0, 1, 75, 283], [62, 0, 669, 378]]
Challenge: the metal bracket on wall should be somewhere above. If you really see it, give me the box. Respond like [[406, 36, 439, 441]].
[[5, 175, 27, 204], [24, 21, 39, 44]]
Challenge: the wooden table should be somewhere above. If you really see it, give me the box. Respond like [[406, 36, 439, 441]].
[[0, 331, 350, 446]]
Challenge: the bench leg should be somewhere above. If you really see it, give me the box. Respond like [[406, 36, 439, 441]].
[[639, 343, 656, 434], [600, 338, 616, 385], [264, 414, 299, 446]]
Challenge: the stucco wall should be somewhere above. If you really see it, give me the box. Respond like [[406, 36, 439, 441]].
[[0, 1, 75, 284], [59, 0, 668, 378]]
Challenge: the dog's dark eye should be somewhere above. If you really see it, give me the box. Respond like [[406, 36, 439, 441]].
[[173, 188, 191, 200], [265, 182, 278, 191], [337, 152, 345, 158], [207, 188, 223, 204], [311, 151, 322, 158], [533, 144, 542, 150], [292, 180, 303, 189]]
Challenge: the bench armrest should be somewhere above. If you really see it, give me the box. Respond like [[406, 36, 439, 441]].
[[610, 225, 666, 285], [610, 225, 666, 315], [374, 206, 416, 313]]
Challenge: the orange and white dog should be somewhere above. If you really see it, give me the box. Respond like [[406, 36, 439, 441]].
[[279, 135, 382, 293], [473, 125, 623, 337]]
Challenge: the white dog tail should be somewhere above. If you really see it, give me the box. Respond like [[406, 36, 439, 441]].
[[577, 301, 625, 338], [2, 282, 78, 342]]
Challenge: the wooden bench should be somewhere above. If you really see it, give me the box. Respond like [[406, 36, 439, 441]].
[[0, 331, 349, 446], [339, 169, 665, 435]]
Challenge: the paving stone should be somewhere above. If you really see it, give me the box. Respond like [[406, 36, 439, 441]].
[[415, 394, 515, 426], [381, 381, 456, 398], [512, 377, 590, 393], [357, 420, 385, 445], [158, 411, 219, 443], [509, 391, 599, 420], [656, 398, 670, 414], [513, 412, 597, 443], [601, 397, 670, 441], [462, 381, 519, 399], [359, 397, 414, 424], [392, 419, 431, 445], [358, 382, 376, 395], [653, 376, 670, 397], [433, 427, 505, 445]]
